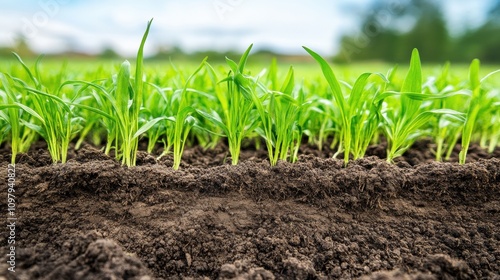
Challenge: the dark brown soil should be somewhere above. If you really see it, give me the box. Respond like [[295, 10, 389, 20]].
[[0, 142, 499, 279]]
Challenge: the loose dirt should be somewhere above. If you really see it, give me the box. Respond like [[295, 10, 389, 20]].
[[0, 141, 499, 279]]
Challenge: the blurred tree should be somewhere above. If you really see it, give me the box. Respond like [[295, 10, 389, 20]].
[[476, 0, 500, 62], [403, 0, 449, 61], [99, 47, 120, 59], [453, 0, 500, 63], [0, 35, 35, 58], [335, 0, 450, 63], [489, 0, 500, 19]]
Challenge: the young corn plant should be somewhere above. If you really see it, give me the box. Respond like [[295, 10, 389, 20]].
[[113, 21, 150, 166], [477, 95, 500, 152], [272, 64, 313, 162], [142, 83, 173, 154], [303, 46, 388, 165], [188, 73, 222, 150], [424, 62, 469, 161], [303, 89, 337, 151], [213, 45, 310, 166], [375, 49, 465, 163], [264, 59, 312, 163], [290, 87, 312, 162], [65, 67, 119, 152], [170, 58, 208, 170], [0, 76, 18, 156], [60, 20, 165, 166], [252, 65, 312, 165], [485, 100, 500, 153], [477, 83, 500, 153], [197, 45, 258, 165], [74, 93, 105, 149], [0, 88, 9, 148], [156, 64, 205, 159], [0, 73, 38, 163], [111, 20, 165, 166], [459, 59, 500, 164], [8, 54, 83, 163], [60, 78, 117, 155], [349, 83, 386, 160], [0, 115, 7, 147]]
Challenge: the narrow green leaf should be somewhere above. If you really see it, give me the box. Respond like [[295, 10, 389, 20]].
[[24, 88, 71, 111], [116, 60, 131, 113], [0, 104, 19, 110], [480, 69, 500, 84], [402, 49, 422, 93], [133, 116, 168, 139], [12, 52, 39, 87], [303, 46, 346, 120], [20, 120, 44, 135], [196, 109, 228, 133], [238, 44, 254, 73], [280, 66, 295, 95], [469, 59, 480, 89], [14, 102, 45, 124], [133, 18, 152, 115], [400, 48, 423, 119], [348, 72, 371, 110], [70, 103, 115, 120], [268, 58, 278, 90], [225, 58, 239, 73]]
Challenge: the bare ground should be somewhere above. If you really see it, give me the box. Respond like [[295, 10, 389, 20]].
[[0, 141, 499, 279]]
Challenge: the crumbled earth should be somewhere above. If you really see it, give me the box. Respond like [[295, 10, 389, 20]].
[[0, 141, 499, 279]]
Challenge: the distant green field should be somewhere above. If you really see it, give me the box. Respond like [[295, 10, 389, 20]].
[[2, 56, 499, 83]]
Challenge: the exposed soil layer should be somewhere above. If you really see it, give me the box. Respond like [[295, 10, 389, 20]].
[[0, 142, 499, 279]]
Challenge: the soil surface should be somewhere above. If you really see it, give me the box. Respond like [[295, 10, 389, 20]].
[[0, 141, 499, 280]]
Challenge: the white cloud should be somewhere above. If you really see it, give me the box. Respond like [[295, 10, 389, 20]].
[[443, 0, 490, 34], [0, 0, 494, 56]]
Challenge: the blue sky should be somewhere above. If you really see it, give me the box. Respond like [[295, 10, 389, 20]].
[[0, 0, 494, 56]]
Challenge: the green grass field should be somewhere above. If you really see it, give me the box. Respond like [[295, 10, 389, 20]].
[[2, 57, 499, 82]]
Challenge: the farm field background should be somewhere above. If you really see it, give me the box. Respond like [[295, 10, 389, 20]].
[[3, 58, 500, 80]]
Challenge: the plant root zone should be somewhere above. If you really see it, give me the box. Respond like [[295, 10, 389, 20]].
[[1, 143, 499, 279]]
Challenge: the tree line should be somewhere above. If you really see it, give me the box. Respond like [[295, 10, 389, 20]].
[[335, 0, 500, 63]]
